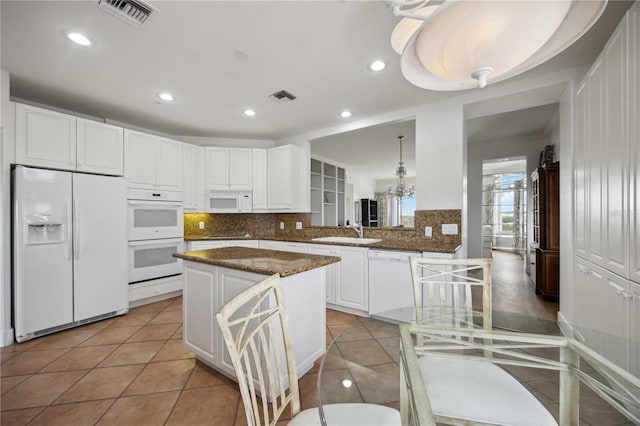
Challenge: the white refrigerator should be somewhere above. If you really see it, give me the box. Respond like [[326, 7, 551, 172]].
[[13, 166, 128, 342]]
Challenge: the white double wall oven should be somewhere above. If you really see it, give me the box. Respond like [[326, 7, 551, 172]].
[[127, 188, 184, 284]]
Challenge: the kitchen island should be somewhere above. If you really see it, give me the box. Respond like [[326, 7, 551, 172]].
[[173, 246, 340, 382]]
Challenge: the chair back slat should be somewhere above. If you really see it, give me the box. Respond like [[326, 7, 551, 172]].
[[216, 274, 301, 426], [409, 257, 492, 331]]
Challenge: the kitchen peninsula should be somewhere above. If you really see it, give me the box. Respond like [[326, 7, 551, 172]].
[[173, 246, 340, 381]]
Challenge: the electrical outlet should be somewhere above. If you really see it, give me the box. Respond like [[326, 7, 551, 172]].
[[199, 221, 205, 230], [280, 222, 285, 230], [296, 222, 302, 230], [424, 226, 432, 237], [442, 224, 458, 235]]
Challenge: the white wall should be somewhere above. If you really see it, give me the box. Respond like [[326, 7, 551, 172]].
[[466, 135, 549, 258]]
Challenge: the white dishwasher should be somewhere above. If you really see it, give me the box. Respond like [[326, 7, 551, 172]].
[[368, 249, 421, 319]]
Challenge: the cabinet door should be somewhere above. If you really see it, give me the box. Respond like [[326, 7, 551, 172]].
[[183, 264, 217, 365], [586, 58, 606, 265], [258, 240, 283, 250], [282, 242, 307, 253], [601, 271, 629, 370], [205, 147, 229, 190], [252, 149, 268, 210], [188, 241, 226, 251], [308, 244, 339, 304], [335, 246, 368, 311], [630, 4, 640, 283], [16, 103, 77, 170], [76, 118, 124, 176], [268, 145, 295, 210], [630, 281, 640, 377], [156, 138, 182, 191], [229, 148, 252, 190], [183, 144, 204, 211], [124, 130, 158, 189], [602, 21, 629, 277], [574, 83, 588, 258]]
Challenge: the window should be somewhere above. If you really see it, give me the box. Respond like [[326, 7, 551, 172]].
[[401, 195, 415, 228]]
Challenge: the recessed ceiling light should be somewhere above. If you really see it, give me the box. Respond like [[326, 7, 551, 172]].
[[66, 31, 93, 47], [339, 110, 352, 118], [158, 92, 174, 102], [369, 60, 386, 72], [244, 109, 256, 117]]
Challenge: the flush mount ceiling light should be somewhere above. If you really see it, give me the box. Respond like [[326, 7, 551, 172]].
[[65, 31, 93, 47], [243, 109, 256, 117], [157, 92, 174, 102], [389, 0, 607, 91], [369, 60, 387, 72], [339, 110, 352, 118]]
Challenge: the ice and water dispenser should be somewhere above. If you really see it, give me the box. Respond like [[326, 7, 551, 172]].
[[26, 213, 64, 244]]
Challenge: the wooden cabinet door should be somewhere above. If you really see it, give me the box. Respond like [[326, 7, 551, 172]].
[[183, 264, 217, 365], [632, 4, 640, 284], [574, 83, 588, 258], [76, 118, 124, 176], [335, 246, 368, 311], [124, 129, 157, 189], [307, 245, 338, 304], [586, 57, 606, 266], [630, 281, 640, 377], [252, 149, 268, 210], [182, 143, 203, 211], [156, 138, 182, 191], [229, 148, 252, 190], [16, 103, 76, 170], [602, 19, 629, 278], [205, 147, 229, 190]]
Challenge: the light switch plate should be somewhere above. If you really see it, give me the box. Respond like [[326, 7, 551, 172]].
[[424, 226, 432, 237], [199, 221, 205, 230], [280, 222, 285, 230], [296, 222, 302, 230], [442, 224, 458, 235]]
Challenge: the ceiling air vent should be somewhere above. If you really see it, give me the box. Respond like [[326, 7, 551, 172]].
[[98, 0, 156, 28], [269, 90, 297, 103]]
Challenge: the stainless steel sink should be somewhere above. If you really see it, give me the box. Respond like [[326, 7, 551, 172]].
[[311, 236, 382, 244]]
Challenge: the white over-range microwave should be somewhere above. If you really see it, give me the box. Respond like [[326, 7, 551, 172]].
[[206, 191, 252, 213]]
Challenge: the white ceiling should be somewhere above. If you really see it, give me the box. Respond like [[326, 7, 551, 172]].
[[0, 0, 633, 181], [467, 103, 559, 144]]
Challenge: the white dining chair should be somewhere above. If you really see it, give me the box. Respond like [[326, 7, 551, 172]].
[[408, 257, 558, 426], [216, 273, 400, 426]]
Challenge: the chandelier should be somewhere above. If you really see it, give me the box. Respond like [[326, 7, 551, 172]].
[[388, 136, 415, 198], [388, 0, 607, 91]]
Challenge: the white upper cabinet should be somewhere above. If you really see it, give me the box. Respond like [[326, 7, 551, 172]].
[[183, 143, 204, 211], [16, 103, 77, 171], [630, 4, 640, 284], [205, 147, 252, 191], [124, 129, 183, 191], [252, 149, 268, 210], [574, 9, 632, 279], [268, 144, 304, 211], [76, 118, 124, 176], [15, 103, 124, 176]]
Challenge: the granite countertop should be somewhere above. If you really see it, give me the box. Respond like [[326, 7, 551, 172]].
[[184, 235, 461, 254], [173, 246, 341, 278]]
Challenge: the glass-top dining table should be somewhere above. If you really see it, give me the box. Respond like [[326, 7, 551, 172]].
[[316, 307, 640, 425]]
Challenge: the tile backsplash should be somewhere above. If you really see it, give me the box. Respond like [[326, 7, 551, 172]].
[[184, 210, 461, 247]]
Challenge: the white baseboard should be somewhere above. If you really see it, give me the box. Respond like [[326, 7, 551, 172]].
[[1, 328, 14, 347]]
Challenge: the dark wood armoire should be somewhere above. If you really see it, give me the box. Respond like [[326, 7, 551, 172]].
[[530, 161, 560, 301]]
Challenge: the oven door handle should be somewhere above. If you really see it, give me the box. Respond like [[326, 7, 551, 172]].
[[128, 238, 184, 247], [128, 200, 183, 207]]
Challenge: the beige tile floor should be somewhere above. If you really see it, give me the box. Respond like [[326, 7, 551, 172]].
[[0, 251, 632, 425]]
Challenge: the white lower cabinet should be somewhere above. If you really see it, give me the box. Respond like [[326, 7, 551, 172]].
[[258, 240, 284, 251], [308, 244, 340, 305], [631, 281, 640, 377], [182, 261, 326, 381], [574, 256, 633, 372], [333, 246, 368, 314]]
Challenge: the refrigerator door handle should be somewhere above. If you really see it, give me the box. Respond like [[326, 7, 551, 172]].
[[73, 199, 80, 260], [66, 202, 73, 261]]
